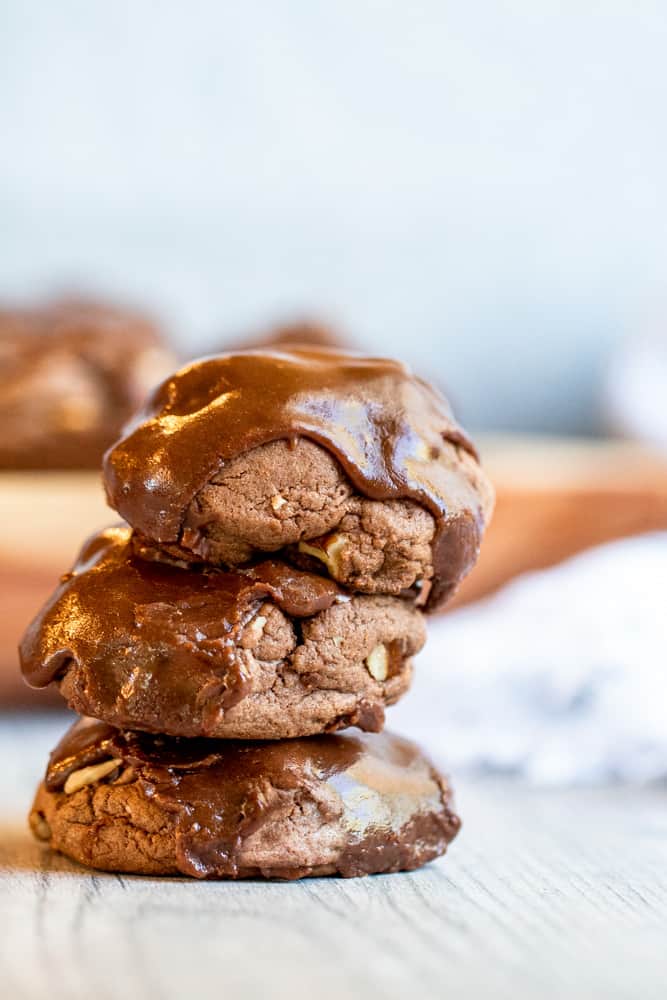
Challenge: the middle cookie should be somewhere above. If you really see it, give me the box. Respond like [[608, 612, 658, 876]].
[[20, 526, 425, 739]]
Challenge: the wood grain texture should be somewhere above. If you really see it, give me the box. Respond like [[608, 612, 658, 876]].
[[1, 714, 665, 1000]]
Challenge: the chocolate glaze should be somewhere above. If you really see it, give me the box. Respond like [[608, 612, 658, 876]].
[[44, 718, 460, 879], [103, 348, 487, 610], [20, 525, 342, 731]]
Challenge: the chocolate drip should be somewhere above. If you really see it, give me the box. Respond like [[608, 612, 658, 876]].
[[20, 526, 342, 727], [45, 718, 459, 879], [104, 348, 485, 610]]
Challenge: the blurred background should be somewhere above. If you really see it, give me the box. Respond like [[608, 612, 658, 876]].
[[3, 0, 667, 434], [1, 2, 666, 781]]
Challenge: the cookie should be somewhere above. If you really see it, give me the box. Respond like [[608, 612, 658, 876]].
[[30, 718, 460, 879], [104, 348, 493, 610], [0, 297, 175, 469], [227, 319, 346, 351], [20, 526, 425, 739]]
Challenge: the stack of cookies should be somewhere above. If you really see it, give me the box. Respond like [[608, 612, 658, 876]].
[[20, 347, 493, 879]]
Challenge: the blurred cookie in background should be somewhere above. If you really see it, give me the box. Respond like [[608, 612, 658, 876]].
[[224, 317, 350, 353], [0, 297, 176, 469]]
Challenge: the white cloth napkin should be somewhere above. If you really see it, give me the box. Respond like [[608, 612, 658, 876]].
[[393, 533, 667, 785]]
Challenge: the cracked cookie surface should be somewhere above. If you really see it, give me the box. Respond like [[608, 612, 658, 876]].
[[180, 439, 445, 600]]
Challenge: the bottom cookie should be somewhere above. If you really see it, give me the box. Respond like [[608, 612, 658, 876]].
[[31, 718, 461, 879]]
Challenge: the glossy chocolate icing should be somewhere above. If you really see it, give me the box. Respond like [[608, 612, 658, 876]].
[[45, 718, 460, 878], [103, 347, 486, 610], [20, 525, 342, 728]]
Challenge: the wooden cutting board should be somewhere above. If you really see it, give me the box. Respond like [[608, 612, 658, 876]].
[[452, 435, 667, 606], [2, 436, 667, 705]]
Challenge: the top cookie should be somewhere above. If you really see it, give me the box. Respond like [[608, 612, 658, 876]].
[[0, 298, 175, 469], [104, 348, 493, 611]]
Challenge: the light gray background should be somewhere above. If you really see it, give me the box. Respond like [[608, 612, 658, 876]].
[[2, 2, 666, 431]]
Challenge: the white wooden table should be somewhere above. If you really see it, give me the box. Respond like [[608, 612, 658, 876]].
[[1, 713, 665, 1000]]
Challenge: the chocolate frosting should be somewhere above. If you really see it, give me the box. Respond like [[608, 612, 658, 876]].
[[20, 526, 342, 727], [45, 718, 460, 878], [103, 347, 487, 610]]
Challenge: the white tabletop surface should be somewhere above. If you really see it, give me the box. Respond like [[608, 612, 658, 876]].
[[1, 713, 665, 1000]]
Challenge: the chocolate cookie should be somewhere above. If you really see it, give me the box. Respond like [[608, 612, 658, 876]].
[[30, 718, 460, 879], [20, 526, 425, 739], [104, 348, 493, 610], [0, 298, 175, 469], [227, 319, 346, 351]]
